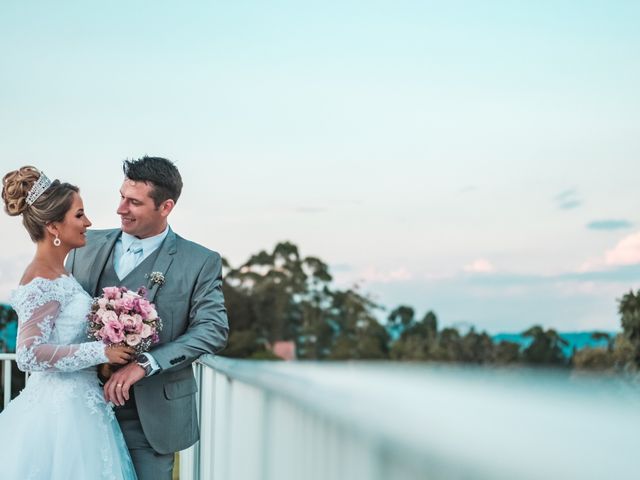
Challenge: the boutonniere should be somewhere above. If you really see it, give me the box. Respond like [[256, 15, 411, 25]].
[[146, 271, 166, 287]]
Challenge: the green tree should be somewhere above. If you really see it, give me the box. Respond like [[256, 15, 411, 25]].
[[434, 327, 463, 362], [618, 289, 640, 367], [0, 304, 18, 353], [221, 241, 378, 360], [387, 306, 415, 329], [572, 347, 616, 372], [0, 305, 22, 410], [522, 326, 568, 366], [494, 341, 521, 364], [459, 328, 494, 364], [389, 310, 439, 360], [328, 288, 388, 360]]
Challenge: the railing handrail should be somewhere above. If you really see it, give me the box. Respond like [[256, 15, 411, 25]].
[[196, 355, 640, 480]]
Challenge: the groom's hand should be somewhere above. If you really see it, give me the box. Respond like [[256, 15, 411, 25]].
[[104, 362, 145, 406]]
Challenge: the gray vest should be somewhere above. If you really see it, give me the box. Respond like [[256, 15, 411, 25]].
[[97, 246, 162, 297]]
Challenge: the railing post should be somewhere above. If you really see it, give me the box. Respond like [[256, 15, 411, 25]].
[[198, 362, 217, 478], [1, 354, 19, 410], [212, 368, 232, 480], [3, 359, 12, 408], [179, 361, 203, 480]]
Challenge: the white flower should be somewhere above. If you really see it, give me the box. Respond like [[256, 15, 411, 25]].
[[148, 271, 165, 286]]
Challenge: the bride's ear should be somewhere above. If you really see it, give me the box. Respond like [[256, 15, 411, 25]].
[[45, 222, 59, 238]]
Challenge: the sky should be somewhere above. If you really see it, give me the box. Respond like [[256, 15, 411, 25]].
[[1, 1, 639, 333]]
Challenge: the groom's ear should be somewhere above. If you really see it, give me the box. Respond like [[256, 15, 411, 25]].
[[159, 199, 175, 218]]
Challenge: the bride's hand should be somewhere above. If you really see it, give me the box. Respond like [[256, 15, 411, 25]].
[[105, 345, 135, 365]]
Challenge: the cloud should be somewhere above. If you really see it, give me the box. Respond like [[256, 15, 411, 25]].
[[463, 258, 495, 274], [586, 219, 633, 231], [554, 188, 582, 210], [581, 231, 640, 271], [604, 232, 640, 266]]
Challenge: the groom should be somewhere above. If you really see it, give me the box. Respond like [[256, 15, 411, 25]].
[[66, 156, 228, 479]]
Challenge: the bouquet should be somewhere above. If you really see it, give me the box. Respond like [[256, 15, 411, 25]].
[[88, 286, 162, 379]]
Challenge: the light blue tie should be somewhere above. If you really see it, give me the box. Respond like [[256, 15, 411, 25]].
[[116, 240, 143, 280]]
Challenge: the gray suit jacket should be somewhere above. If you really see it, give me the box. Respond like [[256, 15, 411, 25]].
[[66, 228, 229, 454]]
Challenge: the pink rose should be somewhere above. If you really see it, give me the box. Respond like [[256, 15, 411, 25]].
[[132, 314, 143, 334], [120, 292, 139, 311], [100, 319, 125, 344], [102, 286, 121, 300], [120, 314, 136, 332], [136, 299, 154, 319], [125, 334, 141, 347], [109, 330, 125, 344], [141, 323, 153, 339], [98, 310, 118, 324], [92, 308, 109, 324], [121, 314, 143, 333], [97, 297, 109, 309]]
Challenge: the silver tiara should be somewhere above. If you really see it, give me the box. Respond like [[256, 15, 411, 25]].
[[25, 172, 52, 206]]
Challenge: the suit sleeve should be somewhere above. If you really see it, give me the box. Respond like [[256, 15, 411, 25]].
[[150, 252, 229, 373]]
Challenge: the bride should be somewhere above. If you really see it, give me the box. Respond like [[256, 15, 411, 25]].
[[0, 166, 138, 479]]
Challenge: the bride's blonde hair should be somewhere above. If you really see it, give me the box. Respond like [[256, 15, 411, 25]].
[[2, 166, 79, 242]]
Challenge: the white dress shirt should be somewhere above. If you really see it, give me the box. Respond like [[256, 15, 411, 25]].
[[114, 227, 170, 273]]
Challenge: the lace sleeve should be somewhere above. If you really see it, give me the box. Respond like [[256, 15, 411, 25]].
[[11, 279, 108, 372]]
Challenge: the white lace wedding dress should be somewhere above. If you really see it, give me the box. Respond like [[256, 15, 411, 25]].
[[0, 274, 137, 480]]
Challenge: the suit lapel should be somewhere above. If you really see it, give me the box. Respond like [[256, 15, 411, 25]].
[[145, 228, 177, 303], [88, 230, 120, 297]]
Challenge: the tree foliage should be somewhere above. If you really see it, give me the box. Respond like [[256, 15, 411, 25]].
[[219, 242, 637, 374], [618, 289, 640, 367], [0, 304, 18, 353], [521, 326, 568, 366]]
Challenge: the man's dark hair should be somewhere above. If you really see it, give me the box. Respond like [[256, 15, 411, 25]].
[[123, 156, 183, 207]]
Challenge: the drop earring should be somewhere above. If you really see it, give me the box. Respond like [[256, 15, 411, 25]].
[[53, 234, 61, 247]]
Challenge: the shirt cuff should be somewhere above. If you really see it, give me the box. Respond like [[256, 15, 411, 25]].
[[143, 352, 162, 376]]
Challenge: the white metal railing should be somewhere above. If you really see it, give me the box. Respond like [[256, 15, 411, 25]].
[[180, 356, 640, 480], [0, 353, 28, 409]]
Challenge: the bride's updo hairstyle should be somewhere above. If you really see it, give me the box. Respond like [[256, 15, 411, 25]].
[[2, 166, 79, 242]]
